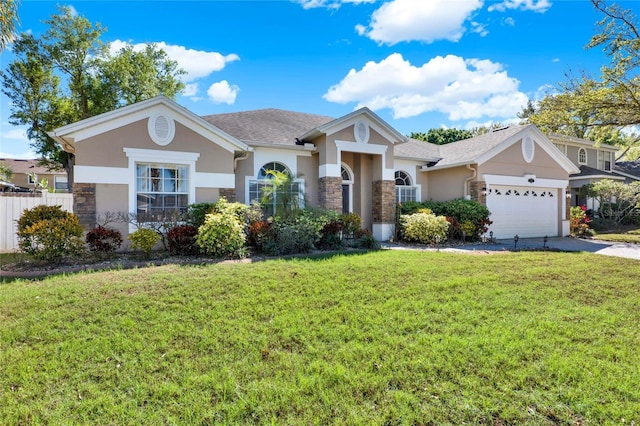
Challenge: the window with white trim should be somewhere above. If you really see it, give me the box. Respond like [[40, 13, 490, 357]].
[[578, 148, 587, 165], [54, 175, 68, 191], [395, 170, 416, 204], [249, 162, 302, 217], [136, 163, 189, 217], [27, 173, 37, 184], [597, 150, 612, 171]]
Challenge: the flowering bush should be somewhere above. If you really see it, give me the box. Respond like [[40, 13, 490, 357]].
[[570, 205, 593, 237], [17, 205, 84, 262], [86, 225, 123, 254], [167, 224, 199, 255], [340, 212, 361, 234], [128, 228, 161, 258], [401, 212, 450, 244]]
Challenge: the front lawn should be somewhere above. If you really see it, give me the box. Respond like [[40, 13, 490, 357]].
[[1, 250, 639, 424], [593, 227, 640, 244]]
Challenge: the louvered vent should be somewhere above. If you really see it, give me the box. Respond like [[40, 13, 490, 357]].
[[148, 113, 175, 146], [354, 120, 370, 144], [522, 136, 535, 163], [155, 115, 169, 140]]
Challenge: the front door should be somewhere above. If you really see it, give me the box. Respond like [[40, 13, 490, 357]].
[[342, 184, 350, 214]]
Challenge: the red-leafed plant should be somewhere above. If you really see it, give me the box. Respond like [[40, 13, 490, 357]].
[[86, 225, 123, 254]]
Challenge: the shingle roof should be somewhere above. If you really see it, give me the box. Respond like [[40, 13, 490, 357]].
[[394, 125, 530, 165], [201, 108, 334, 145], [394, 138, 441, 161], [614, 160, 640, 178], [0, 158, 63, 175], [573, 165, 625, 179]]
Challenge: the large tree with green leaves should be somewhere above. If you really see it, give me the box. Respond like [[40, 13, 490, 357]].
[[0, 5, 185, 190], [409, 128, 473, 145], [522, 0, 640, 159], [0, 0, 20, 50]]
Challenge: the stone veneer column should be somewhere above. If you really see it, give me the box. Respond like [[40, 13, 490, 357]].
[[372, 180, 396, 240], [73, 183, 96, 229], [565, 187, 572, 220], [219, 188, 236, 202], [470, 180, 487, 205], [318, 176, 342, 212]]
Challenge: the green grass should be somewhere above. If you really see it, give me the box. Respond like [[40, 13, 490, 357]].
[[593, 227, 640, 243], [1, 250, 639, 425]]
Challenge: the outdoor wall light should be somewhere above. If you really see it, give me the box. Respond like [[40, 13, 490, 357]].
[[527, 178, 535, 183], [481, 186, 487, 196], [565, 190, 572, 198]]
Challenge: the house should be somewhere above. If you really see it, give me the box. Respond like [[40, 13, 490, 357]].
[[547, 134, 634, 211], [0, 158, 68, 192], [48, 96, 579, 241]]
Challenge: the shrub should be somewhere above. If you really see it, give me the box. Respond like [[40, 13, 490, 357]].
[[185, 203, 216, 228], [247, 220, 271, 250], [17, 205, 84, 262], [318, 218, 344, 250], [86, 225, 123, 254], [167, 225, 199, 255], [401, 212, 450, 244], [570, 205, 593, 237], [399, 199, 491, 239], [128, 228, 161, 258], [353, 228, 378, 249], [196, 211, 246, 258], [261, 213, 324, 255], [340, 212, 362, 234]]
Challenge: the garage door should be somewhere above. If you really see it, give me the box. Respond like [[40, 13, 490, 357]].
[[486, 185, 558, 239]]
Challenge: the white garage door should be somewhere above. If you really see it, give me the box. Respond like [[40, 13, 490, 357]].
[[486, 185, 558, 239]]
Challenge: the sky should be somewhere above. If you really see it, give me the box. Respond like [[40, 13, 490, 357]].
[[0, 0, 631, 159]]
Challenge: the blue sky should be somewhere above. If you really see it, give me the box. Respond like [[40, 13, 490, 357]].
[[0, 0, 628, 158]]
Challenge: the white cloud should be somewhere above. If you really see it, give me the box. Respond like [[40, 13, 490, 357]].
[[183, 83, 199, 97], [470, 22, 489, 37], [503, 17, 516, 26], [356, 0, 483, 45], [488, 0, 551, 13], [1, 126, 36, 159], [3, 128, 28, 141], [324, 53, 529, 121], [296, 0, 374, 9], [109, 40, 240, 83], [207, 80, 239, 104]]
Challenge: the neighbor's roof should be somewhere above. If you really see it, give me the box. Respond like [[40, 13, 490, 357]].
[[201, 108, 334, 146], [614, 160, 640, 179], [0, 158, 64, 175], [571, 165, 626, 180]]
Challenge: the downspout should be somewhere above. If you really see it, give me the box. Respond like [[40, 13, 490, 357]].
[[464, 164, 477, 199], [234, 150, 250, 171]]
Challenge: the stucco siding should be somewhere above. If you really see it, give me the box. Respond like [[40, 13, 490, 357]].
[[196, 187, 220, 203], [479, 141, 568, 180], [298, 155, 318, 206], [234, 152, 254, 205], [95, 183, 129, 239], [427, 167, 471, 201]]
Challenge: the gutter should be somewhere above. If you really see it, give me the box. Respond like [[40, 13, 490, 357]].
[[464, 164, 477, 198], [234, 151, 250, 172]]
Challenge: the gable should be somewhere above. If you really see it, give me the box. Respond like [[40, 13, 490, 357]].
[[49, 96, 249, 155]]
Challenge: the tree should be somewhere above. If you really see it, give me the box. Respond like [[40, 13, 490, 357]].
[[522, 0, 640, 159], [584, 179, 640, 223], [0, 6, 185, 191], [0, 0, 20, 50], [0, 162, 13, 182], [409, 128, 472, 145]]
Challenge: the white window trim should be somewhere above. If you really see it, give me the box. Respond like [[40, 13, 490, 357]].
[[124, 148, 199, 233], [578, 148, 587, 165], [244, 161, 305, 210], [597, 150, 612, 172], [341, 162, 354, 213], [27, 173, 37, 184], [322, 140, 394, 181], [395, 170, 417, 204]]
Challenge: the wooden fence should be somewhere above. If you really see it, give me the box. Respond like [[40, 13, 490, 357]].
[[0, 191, 73, 253]]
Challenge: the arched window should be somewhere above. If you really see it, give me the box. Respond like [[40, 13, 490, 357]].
[[395, 171, 416, 204], [578, 148, 587, 165], [249, 162, 302, 217]]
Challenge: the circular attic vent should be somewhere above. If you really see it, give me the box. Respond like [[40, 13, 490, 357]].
[[522, 135, 535, 163], [354, 120, 370, 144], [148, 113, 175, 146]]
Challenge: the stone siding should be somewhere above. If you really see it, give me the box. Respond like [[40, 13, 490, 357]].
[[318, 176, 342, 212], [372, 180, 395, 224], [73, 183, 96, 228], [470, 180, 487, 205], [219, 188, 236, 202]]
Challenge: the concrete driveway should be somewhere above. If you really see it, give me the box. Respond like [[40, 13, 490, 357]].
[[384, 237, 640, 260]]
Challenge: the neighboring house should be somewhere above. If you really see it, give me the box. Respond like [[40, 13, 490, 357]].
[[49, 96, 579, 241], [0, 158, 68, 192], [614, 159, 640, 182], [547, 134, 628, 209]]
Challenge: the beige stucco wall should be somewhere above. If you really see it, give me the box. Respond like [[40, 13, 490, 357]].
[[234, 151, 254, 205], [196, 187, 220, 203], [75, 119, 234, 173], [11, 172, 64, 190], [325, 124, 395, 171], [95, 183, 129, 240], [478, 141, 568, 180], [427, 166, 473, 201], [298, 155, 318, 206], [414, 166, 429, 201]]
